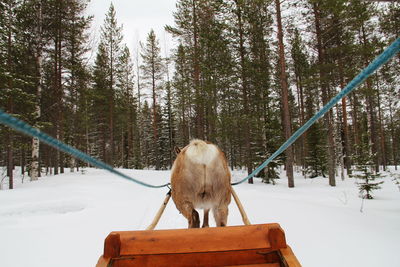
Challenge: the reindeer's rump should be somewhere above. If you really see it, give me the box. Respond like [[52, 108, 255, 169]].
[[171, 140, 231, 210]]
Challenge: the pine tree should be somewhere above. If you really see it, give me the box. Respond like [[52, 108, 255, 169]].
[[140, 29, 164, 169], [162, 80, 176, 168], [63, 0, 92, 171], [290, 28, 309, 176], [305, 122, 328, 178], [166, 0, 205, 139], [159, 102, 172, 169], [379, 2, 400, 170], [172, 44, 192, 147], [350, 142, 384, 199], [13, 0, 53, 179], [23, 0, 44, 181], [140, 101, 153, 168], [1, 0, 18, 189], [197, 0, 233, 143], [0, 0, 38, 186], [275, 0, 294, 187], [99, 3, 124, 165], [92, 43, 110, 163], [352, 0, 380, 173], [44, 0, 68, 174], [242, 0, 281, 184], [311, 0, 336, 186], [231, 0, 254, 182], [116, 45, 136, 168]]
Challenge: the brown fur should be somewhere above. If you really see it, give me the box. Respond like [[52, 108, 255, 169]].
[[171, 139, 231, 228]]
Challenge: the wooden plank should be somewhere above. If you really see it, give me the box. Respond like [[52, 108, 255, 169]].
[[104, 232, 121, 258], [279, 246, 302, 267], [225, 264, 280, 267], [96, 256, 111, 267], [111, 249, 282, 267], [115, 224, 286, 256], [96, 223, 301, 267]]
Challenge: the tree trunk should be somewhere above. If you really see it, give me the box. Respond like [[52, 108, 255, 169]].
[[127, 100, 133, 169], [361, 24, 379, 173], [109, 42, 115, 166], [7, 6, 14, 189], [54, 35, 59, 176], [388, 102, 398, 170], [295, 70, 306, 177], [31, 134, 40, 180], [350, 92, 360, 154], [151, 59, 160, 169], [135, 44, 142, 167], [275, 0, 294, 187], [85, 98, 90, 168], [31, 0, 43, 181], [57, 12, 64, 174], [192, 0, 204, 140], [234, 0, 253, 183], [375, 75, 387, 171], [7, 97, 14, 189], [338, 59, 352, 176], [313, 2, 336, 186]]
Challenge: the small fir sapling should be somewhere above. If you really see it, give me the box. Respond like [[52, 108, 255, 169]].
[[350, 144, 384, 199], [261, 159, 280, 185]]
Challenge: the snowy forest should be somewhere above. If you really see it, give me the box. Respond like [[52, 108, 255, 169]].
[[0, 0, 399, 190]]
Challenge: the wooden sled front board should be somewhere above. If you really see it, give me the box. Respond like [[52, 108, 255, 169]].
[[96, 223, 301, 267]]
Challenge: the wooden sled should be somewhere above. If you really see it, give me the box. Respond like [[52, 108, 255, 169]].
[[96, 223, 301, 267]]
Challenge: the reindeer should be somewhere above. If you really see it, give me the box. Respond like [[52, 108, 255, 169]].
[[170, 139, 232, 228]]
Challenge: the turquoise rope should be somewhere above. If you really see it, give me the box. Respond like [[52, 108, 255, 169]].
[[232, 37, 400, 185], [1, 38, 399, 188], [0, 110, 170, 188]]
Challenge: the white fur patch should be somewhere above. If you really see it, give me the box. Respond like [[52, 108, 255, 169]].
[[185, 139, 219, 166]]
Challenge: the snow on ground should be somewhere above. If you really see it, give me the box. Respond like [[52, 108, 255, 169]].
[[1, 167, 400, 267]]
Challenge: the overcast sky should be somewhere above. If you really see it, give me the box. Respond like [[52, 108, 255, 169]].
[[86, 0, 177, 59]]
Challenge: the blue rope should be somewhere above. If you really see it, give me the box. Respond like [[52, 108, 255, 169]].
[[0, 110, 170, 188], [1, 38, 398, 188], [232, 37, 400, 185]]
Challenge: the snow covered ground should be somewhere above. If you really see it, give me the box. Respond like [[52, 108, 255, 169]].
[[1, 167, 399, 267]]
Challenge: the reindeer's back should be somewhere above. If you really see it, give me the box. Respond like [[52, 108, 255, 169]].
[[171, 140, 231, 209]]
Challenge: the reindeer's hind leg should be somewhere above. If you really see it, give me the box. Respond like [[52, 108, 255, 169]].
[[180, 202, 200, 228], [202, 209, 210, 228], [213, 204, 228, 227]]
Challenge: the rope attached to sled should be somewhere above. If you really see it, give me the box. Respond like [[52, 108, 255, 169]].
[[0, 109, 170, 189], [232, 37, 400, 185], [1, 38, 399, 188]]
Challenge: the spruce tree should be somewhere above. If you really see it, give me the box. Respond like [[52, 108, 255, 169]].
[[99, 3, 124, 165], [116, 45, 136, 168], [166, 0, 205, 139], [290, 28, 309, 176], [140, 29, 164, 169], [92, 43, 110, 163], [311, 0, 337, 186], [1, 0, 18, 188], [63, 0, 92, 171], [379, 3, 400, 170], [140, 101, 153, 168], [231, 0, 254, 182], [350, 142, 384, 199], [162, 80, 176, 168], [172, 44, 192, 147]]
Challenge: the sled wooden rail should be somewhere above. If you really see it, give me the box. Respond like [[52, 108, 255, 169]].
[[96, 223, 301, 267]]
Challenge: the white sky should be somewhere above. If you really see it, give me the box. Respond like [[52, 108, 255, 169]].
[[86, 0, 177, 60]]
